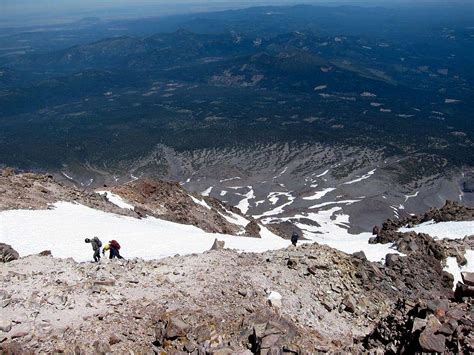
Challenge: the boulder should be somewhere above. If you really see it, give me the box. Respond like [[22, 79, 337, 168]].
[[165, 317, 190, 339], [352, 251, 367, 260], [385, 254, 400, 267], [109, 334, 121, 345], [342, 294, 357, 313], [93, 340, 111, 354], [372, 226, 380, 236], [454, 282, 474, 299], [426, 299, 449, 314], [245, 220, 261, 238], [418, 329, 445, 353], [0, 243, 19, 263], [0, 319, 12, 333], [461, 272, 474, 286], [1, 167, 15, 177], [368, 237, 378, 244], [411, 318, 427, 333], [210, 239, 225, 251]]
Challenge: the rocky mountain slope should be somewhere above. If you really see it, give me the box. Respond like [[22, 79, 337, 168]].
[[1, 240, 473, 354]]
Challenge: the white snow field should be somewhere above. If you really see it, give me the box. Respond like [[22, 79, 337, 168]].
[[399, 220, 474, 240], [0, 202, 290, 262]]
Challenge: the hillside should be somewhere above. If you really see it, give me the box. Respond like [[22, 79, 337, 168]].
[[1, 238, 473, 353]]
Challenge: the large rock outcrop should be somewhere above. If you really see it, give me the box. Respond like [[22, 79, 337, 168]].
[[0, 243, 19, 263]]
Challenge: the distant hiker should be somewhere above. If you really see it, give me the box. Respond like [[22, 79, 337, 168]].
[[291, 232, 299, 247], [85, 237, 102, 262], [103, 240, 124, 259]]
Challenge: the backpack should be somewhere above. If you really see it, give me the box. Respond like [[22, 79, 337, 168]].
[[110, 240, 121, 250], [94, 237, 102, 248]]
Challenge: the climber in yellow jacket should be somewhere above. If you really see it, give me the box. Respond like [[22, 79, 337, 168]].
[[102, 240, 124, 259]]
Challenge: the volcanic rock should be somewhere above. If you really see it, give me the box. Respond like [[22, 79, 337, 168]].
[[0, 243, 19, 263], [210, 239, 225, 251], [461, 272, 474, 286]]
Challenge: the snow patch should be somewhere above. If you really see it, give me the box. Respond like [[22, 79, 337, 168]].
[[342, 169, 376, 185], [253, 192, 295, 218], [62, 172, 73, 181], [399, 220, 474, 240], [219, 177, 241, 183], [218, 206, 250, 230], [201, 187, 213, 197], [404, 191, 419, 202], [309, 200, 360, 209], [444, 252, 474, 290], [445, 99, 461, 104], [267, 291, 282, 301], [273, 167, 288, 180], [97, 191, 134, 210], [303, 188, 336, 201], [190, 195, 211, 210], [316, 169, 329, 178], [235, 187, 255, 214]]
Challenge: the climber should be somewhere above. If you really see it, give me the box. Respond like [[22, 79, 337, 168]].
[[291, 232, 299, 247], [103, 240, 124, 259], [85, 236, 102, 262]]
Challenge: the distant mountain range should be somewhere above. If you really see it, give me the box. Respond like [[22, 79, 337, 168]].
[[0, 4, 472, 229]]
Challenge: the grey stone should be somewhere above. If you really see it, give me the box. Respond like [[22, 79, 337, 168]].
[[418, 330, 445, 353], [0, 319, 12, 332], [261, 334, 280, 349], [0, 243, 19, 263], [210, 239, 225, 251], [352, 251, 367, 260], [385, 254, 400, 267], [342, 294, 357, 313], [165, 317, 190, 339], [461, 272, 474, 286]]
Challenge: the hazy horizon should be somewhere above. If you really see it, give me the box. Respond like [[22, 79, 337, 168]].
[[1, 0, 469, 28]]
